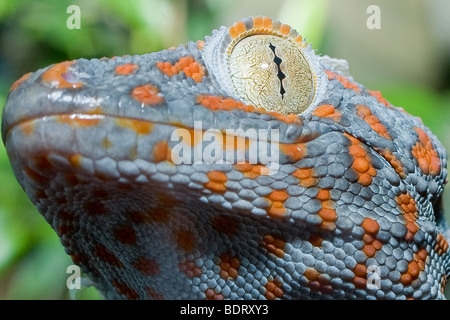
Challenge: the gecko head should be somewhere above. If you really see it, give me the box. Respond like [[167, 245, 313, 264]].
[[202, 16, 327, 116]]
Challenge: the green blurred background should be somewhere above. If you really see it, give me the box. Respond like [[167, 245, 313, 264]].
[[0, 0, 449, 299]]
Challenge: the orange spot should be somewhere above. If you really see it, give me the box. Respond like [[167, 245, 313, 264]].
[[315, 189, 337, 230], [116, 118, 154, 135], [208, 170, 228, 182], [344, 133, 377, 186], [396, 192, 419, 241], [268, 190, 289, 202], [179, 260, 202, 278], [435, 233, 449, 256], [441, 275, 447, 294], [380, 149, 406, 179], [316, 189, 330, 201], [354, 264, 367, 277], [304, 268, 319, 281], [312, 104, 342, 121], [229, 21, 246, 39], [223, 133, 249, 153], [234, 162, 269, 178], [362, 244, 376, 258], [177, 230, 195, 253], [318, 208, 337, 224], [197, 95, 301, 124], [211, 215, 238, 235], [68, 154, 82, 168], [367, 90, 393, 108], [204, 171, 228, 193], [133, 257, 160, 276], [113, 225, 136, 244], [262, 16, 273, 29], [196, 40, 205, 50], [292, 167, 318, 188], [351, 263, 368, 289], [20, 120, 35, 136], [41, 61, 83, 89], [353, 157, 371, 173], [265, 191, 289, 218], [152, 140, 172, 163], [372, 239, 383, 250], [252, 16, 263, 28], [86, 106, 104, 115], [157, 56, 205, 83], [279, 24, 291, 35], [131, 84, 164, 105], [400, 248, 427, 286], [262, 235, 285, 258], [102, 137, 113, 149], [361, 218, 380, 235], [115, 63, 139, 75], [356, 104, 392, 140], [326, 70, 360, 93], [94, 244, 123, 267], [354, 278, 367, 289], [265, 278, 284, 300], [309, 233, 323, 247], [411, 127, 441, 176], [218, 253, 240, 280], [112, 280, 139, 299], [205, 288, 224, 300], [359, 218, 384, 258], [10, 72, 31, 91], [280, 143, 307, 162], [304, 268, 333, 294]]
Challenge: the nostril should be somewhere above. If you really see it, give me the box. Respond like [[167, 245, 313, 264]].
[[41, 61, 83, 89]]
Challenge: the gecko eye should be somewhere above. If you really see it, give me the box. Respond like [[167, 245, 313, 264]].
[[229, 35, 314, 115], [202, 16, 326, 116]]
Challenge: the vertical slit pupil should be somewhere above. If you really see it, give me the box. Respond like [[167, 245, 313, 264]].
[[269, 43, 286, 98]]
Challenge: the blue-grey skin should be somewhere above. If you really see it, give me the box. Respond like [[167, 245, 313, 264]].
[[1, 26, 449, 300]]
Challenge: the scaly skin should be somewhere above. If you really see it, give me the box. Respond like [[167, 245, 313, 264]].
[[1, 17, 449, 299]]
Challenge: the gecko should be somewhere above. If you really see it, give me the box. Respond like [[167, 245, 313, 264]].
[[1, 16, 449, 299]]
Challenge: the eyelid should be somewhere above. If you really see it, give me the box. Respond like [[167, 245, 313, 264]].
[[202, 16, 327, 116]]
